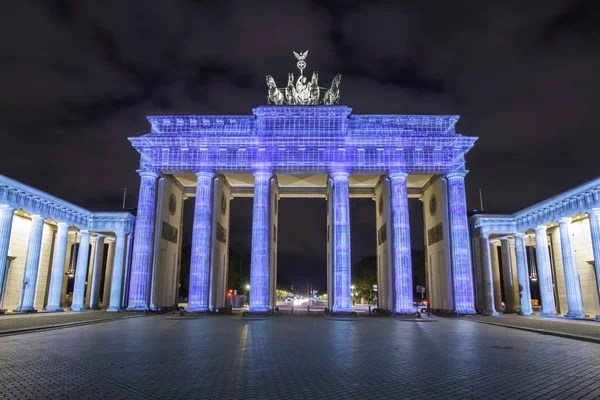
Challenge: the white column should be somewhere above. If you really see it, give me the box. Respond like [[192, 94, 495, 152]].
[[513, 233, 533, 316], [0, 206, 14, 311], [330, 170, 352, 314], [102, 239, 115, 308], [16, 215, 45, 312], [107, 232, 127, 312], [535, 225, 557, 316], [499, 238, 517, 313], [478, 233, 499, 315], [88, 235, 106, 309], [188, 171, 215, 312], [45, 222, 70, 312], [445, 171, 476, 314], [489, 241, 503, 311], [71, 230, 91, 312], [389, 172, 413, 314], [127, 170, 159, 310], [586, 208, 600, 320], [249, 170, 272, 313], [558, 218, 585, 318]]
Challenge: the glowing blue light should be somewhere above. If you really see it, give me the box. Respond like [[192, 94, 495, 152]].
[[513, 233, 532, 316], [331, 170, 352, 313], [71, 230, 91, 312], [0, 206, 15, 308], [16, 215, 45, 312], [588, 209, 600, 304], [389, 172, 413, 314], [188, 171, 215, 312], [107, 232, 127, 312], [249, 170, 272, 313], [45, 222, 69, 312], [127, 171, 159, 311], [446, 172, 476, 315], [558, 218, 585, 318]]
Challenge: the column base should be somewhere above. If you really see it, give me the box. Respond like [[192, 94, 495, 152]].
[[519, 310, 533, 316], [539, 310, 558, 317], [13, 307, 38, 313], [71, 305, 87, 312], [455, 308, 477, 315], [0, 309, 6, 315], [481, 309, 500, 316], [126, 304, 150, 312], [595, 315, 600, 322], [89, 305, 102, 311], [564, 311, 586, 319], [327, 310, 357, 318], [106, 307, 124, 313], [44, 306, 64, 312]]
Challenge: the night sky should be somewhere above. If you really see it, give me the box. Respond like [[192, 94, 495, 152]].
[[2, 1, 600, 291]]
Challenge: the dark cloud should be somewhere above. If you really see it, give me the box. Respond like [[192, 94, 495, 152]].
[[1, 1, 599, 287]]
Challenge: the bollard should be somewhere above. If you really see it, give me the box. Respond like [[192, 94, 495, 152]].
[[292, 306, 294, 316], [369, 305, 371, 315], [307, 304, 310, 315]]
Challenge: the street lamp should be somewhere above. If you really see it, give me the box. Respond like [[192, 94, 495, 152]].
[[245, 284, 250, 290]]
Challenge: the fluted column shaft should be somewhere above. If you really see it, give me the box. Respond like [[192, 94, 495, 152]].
[[489, 241, 503, 311], [17, 215, 45, 312], [0, 206, 14, 310], [514, 233, 533, 316], [89, 235, 105, 309], [479, 234, 499, 315], [249, 171, 272, 313], [535, 225, 557, 316], [499, 238, 517, 313], [389, 172, 413, 314], [558, 218, 585, 318], [331, 170, 352, 313], [107, 232, 127, 312], [71, 230, 91, 312], [188, 171, 215, 312], [127, 171, 159, 310], [45, 223, 69, 311], [587, 209, 600, 317], [446, 171, 475, 314]]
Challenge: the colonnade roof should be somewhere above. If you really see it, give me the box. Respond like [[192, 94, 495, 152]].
[[0, 174, 135, 233], [470, 177, 600, 235]]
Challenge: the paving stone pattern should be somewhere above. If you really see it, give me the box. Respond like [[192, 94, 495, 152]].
[[471, 315, 600, 340], [0, 311, 136, 333], [0, 315, 599, 399]]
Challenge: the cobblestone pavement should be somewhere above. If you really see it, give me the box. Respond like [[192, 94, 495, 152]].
[[470, 314, 600, 340], [0, 310, 142, 333], [1, 314, 600, 399]]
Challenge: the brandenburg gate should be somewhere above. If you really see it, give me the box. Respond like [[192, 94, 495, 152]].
[[126, 51, 478, 316]]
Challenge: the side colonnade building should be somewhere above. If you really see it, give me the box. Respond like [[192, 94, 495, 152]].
[[127, 105, 479, 316], [470, 178, 600, 320], [0, 175, 134, 313]]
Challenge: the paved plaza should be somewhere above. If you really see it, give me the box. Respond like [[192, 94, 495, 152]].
[[0, 315, 599, 399]]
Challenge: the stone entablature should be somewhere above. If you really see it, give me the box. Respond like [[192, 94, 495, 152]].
[[132, 106, 477, 175], [0, 175, 135, 232], [471, 178, 600, 235]]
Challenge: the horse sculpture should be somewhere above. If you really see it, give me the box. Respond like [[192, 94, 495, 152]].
[[323, 74, 342, 105], [285, 73, 297, 105], [309, 71, 320, 105], [266, 75, 284, 105]]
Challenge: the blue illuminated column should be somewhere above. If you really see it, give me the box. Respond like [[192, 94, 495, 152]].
[[45, 222, 70, 312], [249, 170, 272, 313], [331, 170, 352, 313], [558, 218, 585, 318], [88, 235, 106, 310], [188, 171, 215, 312], [0, 206, 14, 311], [586, 208, 600, 320], [534, 225, 557, 316], [389, 172, 413, 314], [513, 233, 533, 316], [16, 215, 45, 312], [478, 233, 499, 316], [71, 230, 91, 312], [127, 170, 159, 311], [107, 232, 127, 312], [445, 171, 476, 314]]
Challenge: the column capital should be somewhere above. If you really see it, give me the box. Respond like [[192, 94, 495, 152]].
[[137, 169, 159, 179], [512, 232, 525, 238], [329, 170, 350, 179], [446, 170, 468, 179], [499, 237, 511, 244], [559, 217, 573, 225], [195, 171, 215, 179], [477, 232, 490, 239], [388, 171, 409, 180], [535, 225, 548, 233], [30, 214, 45, 222], [0, 205, 14, 214], [586, 207, 600, 217], [252, 170, 272, 179]]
